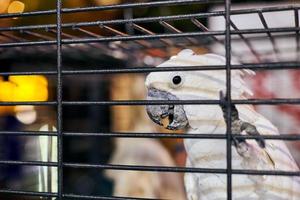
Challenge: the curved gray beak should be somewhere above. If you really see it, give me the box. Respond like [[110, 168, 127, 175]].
[[146, 88, 188, 130]]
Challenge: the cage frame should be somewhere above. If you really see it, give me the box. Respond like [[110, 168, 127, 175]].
[[0, 0, 299, 199]]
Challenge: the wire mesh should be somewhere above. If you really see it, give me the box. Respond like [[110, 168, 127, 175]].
[[0, 0, 300, 199]]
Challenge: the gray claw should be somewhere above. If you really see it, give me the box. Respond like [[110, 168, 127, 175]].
[[232, 135, 249, 156], [232, 135, 246, 145], [219, 94, 266, 149], [241, 122, 266, 148]]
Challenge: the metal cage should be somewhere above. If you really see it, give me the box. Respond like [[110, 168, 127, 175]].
[[0, 0, 299, 199]]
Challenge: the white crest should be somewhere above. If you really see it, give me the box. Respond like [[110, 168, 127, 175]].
[[154, 49, 255, 98]]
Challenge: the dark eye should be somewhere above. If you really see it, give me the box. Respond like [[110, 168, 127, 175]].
[[172, 75, 182, 85]]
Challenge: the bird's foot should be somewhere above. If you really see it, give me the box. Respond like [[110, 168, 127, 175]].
[[232, 136, 249, 156], [219, 91, 265, 149], [240, 122, 266, 148]]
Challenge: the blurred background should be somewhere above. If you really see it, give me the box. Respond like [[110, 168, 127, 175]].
[[0, 0, 299, 199]]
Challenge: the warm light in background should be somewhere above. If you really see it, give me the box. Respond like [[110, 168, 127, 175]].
[[7, 0, 25, 14], [94, 0, 121, 6], [0, 0, 11, 13], [0, 75, 48, 123], [0, 75, 48, 102]]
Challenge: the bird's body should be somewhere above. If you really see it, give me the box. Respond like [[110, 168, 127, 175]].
[[145, 49, 300, 200], [184, 104, 300, 200]]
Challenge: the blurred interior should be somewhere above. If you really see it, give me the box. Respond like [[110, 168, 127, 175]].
[[0, 0, 299, 199]]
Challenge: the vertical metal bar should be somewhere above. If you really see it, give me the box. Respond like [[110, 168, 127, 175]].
[[56, 0, 63, 199], [124, 8, 134, 35], [225, 0, 232, 199], [294, 8, 299, 61]]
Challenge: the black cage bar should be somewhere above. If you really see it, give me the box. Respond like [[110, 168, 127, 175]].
[[0, 0, 300, 199]]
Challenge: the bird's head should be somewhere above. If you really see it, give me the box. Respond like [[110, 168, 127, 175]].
[[145, 49, 254, 130]]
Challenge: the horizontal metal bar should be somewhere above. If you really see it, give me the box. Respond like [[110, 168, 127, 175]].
[[1, 160, 299, 176], [230, 31, 299, 42], [64, 194, 162, 200], [0, 130, 57, 136], [0, 62, 298, 76], [0, 31, 224, 47], [0, 71, 58, 76], [1, 27, 300, 48], [64, 162, 226, 173], [63, 132, 225, 139], [0, 160, 57, 167], [0, 4, 297, 22], [0, 99, 298, 106], [233, 99, 300, 105], [1, 9, 300, 33], [232, 27, 300, 35], [0, 189, 57, 198], [0, 190, 142, 200], [233, 169, 300, 176], [63, 132, 300, 141], [224, 5, 300, 15], [0, 13, 218, 32], [0, 10, 55, 19], [62, 99, 300, 106], [62, 100, 220, 105], [0, 101, 57, 106], [0, 40, 56, 47], [0, 30, 296, 51], [62, 62, 300, 74], [64, 163, 300, 176], [64, 0, 218, 14], [1, 131, 299, 141], [0, 0, 220, 19], [233, 134, 300, 141]]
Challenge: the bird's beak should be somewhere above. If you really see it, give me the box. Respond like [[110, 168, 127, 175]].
[[146, 87, 188, 130]]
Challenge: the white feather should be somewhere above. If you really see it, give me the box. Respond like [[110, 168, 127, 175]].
[[146, 49, 300, 200]]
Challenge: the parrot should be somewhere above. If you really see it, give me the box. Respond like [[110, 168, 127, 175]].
[[145, 49, 300, 200]]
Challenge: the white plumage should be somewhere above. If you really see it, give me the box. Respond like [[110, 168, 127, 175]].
[[145, 49, 300, 200]]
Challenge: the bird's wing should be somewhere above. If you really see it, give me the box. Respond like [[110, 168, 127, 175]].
[[235, 105, 300, 199], [237, 104, 299, 171]]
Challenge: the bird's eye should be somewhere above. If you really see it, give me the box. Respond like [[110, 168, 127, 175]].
[[169, 73, 184, 88], [172, 75, 182, 85]]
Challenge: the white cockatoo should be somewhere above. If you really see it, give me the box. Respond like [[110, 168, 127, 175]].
[[145, 49, 300, 200]]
